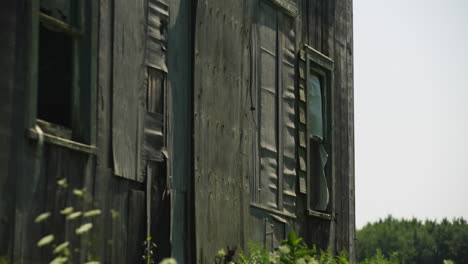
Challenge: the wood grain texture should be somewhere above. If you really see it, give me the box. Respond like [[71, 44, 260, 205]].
[[193, 0, 354, 262], [1, 0, 354, 263], [112, 0, 146, 181], [0, 0, 17, 257], [193, 0, 250, 262]]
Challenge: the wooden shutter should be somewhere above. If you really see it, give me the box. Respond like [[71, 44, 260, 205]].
[[256, 1, 297, 213], [280, 15, 297, 216], [112, 0, 146, 181], [258, 2, 280, 209], [112, 0, 168, 181]]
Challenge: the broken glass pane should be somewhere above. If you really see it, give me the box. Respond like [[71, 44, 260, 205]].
[[309, 141, 329, 211]]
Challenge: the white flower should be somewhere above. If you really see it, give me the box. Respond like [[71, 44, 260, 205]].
[[75, 223, 93, 235], [269, 252, 279, 263], [37, 234, 54, 247], [216, 248, 226, 258], [278, 245, 291, 255], [53, 241, 70, 254], [57, 178, 68, 188], [35, 212, 51, 223], [296, 258, 307, 264], [158, 258, 177, 264], [73, 189, 84, 197], [309, 259, 319, 264], [60, 207, 74, 215], [66, 211, 82, 220], [84, 209, 102, 217], [49, 256, 68, 264]]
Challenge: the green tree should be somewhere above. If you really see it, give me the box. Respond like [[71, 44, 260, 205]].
[[357, 216, 468, 264]]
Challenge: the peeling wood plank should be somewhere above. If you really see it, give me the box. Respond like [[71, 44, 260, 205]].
[[112, 0, 146, 181]]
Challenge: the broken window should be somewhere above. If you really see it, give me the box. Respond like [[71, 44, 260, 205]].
[[307, 73, 328, 211], [304, 47, 333, 213], [38, 24, 73, 127], [37, 0, 93, 143]]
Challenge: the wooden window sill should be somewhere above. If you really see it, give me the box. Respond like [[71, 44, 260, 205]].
[[27, 127, 96, 155], [306, 209, 334, 221], [251, 203, 296, 219], [39, 12, 82, 36]]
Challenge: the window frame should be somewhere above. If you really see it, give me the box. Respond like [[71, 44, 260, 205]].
[[303, 44, 334, 219], [27, 0, 97, 152]]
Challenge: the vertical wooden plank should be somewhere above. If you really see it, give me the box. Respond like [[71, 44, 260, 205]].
[[281, 13, 297, 215], [11, 1, 40, 261], [0, 0, 17, 257], [258, 1, 280, 209], [96, 0, 112, 169], [316, 0, 323, 52], [149, 162, 171, 261], [325, 0, 337, 254], [112, 0, 146, 181], [345, 0, 356, 261], [127, 190, 146, 264], [307, 0, 316, 47], [167, 0, 193, 261], [109, 184, 129, 264], [277, 12, 284, 212]]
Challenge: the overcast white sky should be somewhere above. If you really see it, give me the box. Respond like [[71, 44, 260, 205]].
[[354, 0, 468, 229]]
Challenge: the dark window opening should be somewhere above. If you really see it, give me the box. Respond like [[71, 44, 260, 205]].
[[147, 67, 165, 114], [307, 72, 330, 212], [37, 24, 73, 127], [308, 139, 329, 211], [40, 0, 74, 25]]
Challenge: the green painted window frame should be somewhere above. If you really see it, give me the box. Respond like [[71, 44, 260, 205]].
[[27, 0, 97, 151], [303, 45, 334, 218]]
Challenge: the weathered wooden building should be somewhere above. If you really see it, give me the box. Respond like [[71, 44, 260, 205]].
[[0, 0, 355, 263]]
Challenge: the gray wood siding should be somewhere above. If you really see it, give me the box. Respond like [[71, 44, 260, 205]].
[[0, 0, 354, 263], [193, 0, 354, 262]]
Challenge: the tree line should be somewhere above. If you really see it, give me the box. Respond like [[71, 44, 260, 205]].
[[357, 216, 468, 264]]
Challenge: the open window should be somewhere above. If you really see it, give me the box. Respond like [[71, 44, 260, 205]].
[[36, 0, 94, 144], [304, 46, 333, 214]]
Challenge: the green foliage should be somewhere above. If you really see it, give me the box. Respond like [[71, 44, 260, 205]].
[[357, 216, 468, 264], [237, 242, 270, 264], [279, 230, 316, 264], [218, 230, 353, 264], [143, 236, 158, 264], [216, 230, 406, 264], [357, 249, 399, 264]]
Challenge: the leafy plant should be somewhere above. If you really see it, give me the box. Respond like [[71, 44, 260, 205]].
[[216, 230, 353, 264], [143, 236, 158, 264], [278, 230, 318, 264]]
